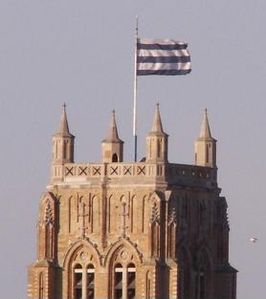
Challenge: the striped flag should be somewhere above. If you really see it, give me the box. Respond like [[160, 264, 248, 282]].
[[137, 38, 191, 76]]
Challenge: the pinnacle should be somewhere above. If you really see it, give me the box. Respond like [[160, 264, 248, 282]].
[[150, 103, 166, 134], [199, 108, 213, 139], [103, 110, 122, 142], [57, 103, 72, 136]]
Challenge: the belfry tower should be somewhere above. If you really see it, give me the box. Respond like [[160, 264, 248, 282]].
[[28, 105, 237, 299]]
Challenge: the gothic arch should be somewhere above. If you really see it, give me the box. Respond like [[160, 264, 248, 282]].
[[38, 192, 58, 260], [63, 240, 100, 299], [148, 191, 163, 205], [105, 239, 141, 299], [62, 239, 102, 269], [39, 192, 58, 221], [120, 194, 127, 203], [104, 238, 143, 268]]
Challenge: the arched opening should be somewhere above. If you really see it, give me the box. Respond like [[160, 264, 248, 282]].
[[194, 250, 211, 299], [74, 264, 82, 299], [38, 272, 44, 299], [87, 264, 95, 299], [63, 140, 67, 159], [157, 139, 161, 158], [151, 221, 160, 257], [195, 266, 205, 299], [114, 263, 123, 299], [199, 267, 205, 299], [146, 271, 151, 299], [127, 263, 136, 299], [178, 249, 191, 299], [205, 144, 209, 163], [112, 153, 118, 162], [113, 262, 136, 299], [168, 221, 176, 259]]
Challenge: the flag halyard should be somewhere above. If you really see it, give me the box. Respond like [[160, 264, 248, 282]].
[[136, 38, 191, 76]]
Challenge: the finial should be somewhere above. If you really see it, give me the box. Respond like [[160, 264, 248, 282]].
[[104, 109, 121, 142]]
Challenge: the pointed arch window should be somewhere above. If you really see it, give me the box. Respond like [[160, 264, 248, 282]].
[[87, 264, 95, 299], [74, 264, 82, 299], [127, 263, 136, 299], [114, 263, 123, 299], [112, 153, 118, 162], [73, 263, 95, 299], [113, 263, 136, 299]]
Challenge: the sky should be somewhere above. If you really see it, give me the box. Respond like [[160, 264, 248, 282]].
[[0, 1, 265, 298]]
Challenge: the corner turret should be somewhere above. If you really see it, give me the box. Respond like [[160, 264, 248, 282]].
[[194, 108, 216, 168], [102, 110, 124, 163], [51, 104, 75, 182], [146, 103, 168, 163]]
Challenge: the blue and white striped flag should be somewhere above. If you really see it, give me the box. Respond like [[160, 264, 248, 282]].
[[137, 38, 191, 76]]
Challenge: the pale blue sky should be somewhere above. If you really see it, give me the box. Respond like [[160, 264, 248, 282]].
[[0, 1, 266, 298]]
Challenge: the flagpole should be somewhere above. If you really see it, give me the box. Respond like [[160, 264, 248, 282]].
[[133, 16, 138, 162]]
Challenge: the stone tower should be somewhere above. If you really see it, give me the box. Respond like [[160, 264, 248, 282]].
[[27, 105, 237, 299]]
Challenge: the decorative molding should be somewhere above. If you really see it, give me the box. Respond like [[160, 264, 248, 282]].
[[103, 238, 143, 267]]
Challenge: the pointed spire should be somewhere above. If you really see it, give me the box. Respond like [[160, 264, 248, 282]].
[[151, 103, 165, 134], [146, 103, 168, 163], [102, 110, 124, 163], [199, 108, 213, 139], [195, 108, 216, 168], [51, 103, 75, 182], [104, 110, 122, 142], [57, 103, 72, 136]]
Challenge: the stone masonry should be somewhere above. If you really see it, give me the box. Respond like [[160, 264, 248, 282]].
[[27, 105, 237, 299]]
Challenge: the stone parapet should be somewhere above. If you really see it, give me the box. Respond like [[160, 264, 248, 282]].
[[50, 162, 217, 189]]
